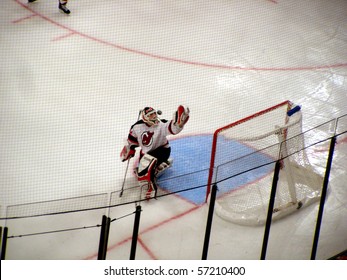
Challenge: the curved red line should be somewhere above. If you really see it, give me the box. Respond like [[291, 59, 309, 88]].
[[15, 0, 347, 71]]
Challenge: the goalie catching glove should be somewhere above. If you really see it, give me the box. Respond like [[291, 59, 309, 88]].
[[174, 105, 190, 128], [120, 144, 136, 162]]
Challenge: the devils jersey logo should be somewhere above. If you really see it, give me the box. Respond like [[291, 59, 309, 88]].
[[141, 131, 154, 146]]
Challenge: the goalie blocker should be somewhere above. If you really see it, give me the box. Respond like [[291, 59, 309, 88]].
[[120, 105, 190, 199]]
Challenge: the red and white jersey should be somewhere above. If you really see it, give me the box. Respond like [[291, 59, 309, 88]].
[[127, 119, 183, 154]]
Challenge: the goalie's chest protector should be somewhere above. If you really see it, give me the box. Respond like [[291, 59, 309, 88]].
[[131, 121, 171, 153]]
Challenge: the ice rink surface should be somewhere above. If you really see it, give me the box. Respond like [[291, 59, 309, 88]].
[[1, 0, 347, 260]]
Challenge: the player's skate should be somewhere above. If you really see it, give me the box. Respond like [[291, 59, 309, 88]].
[[59, 2, 70, 14], [137, 175, 158, 200], [139, 179, 158, 200], [134, 158, 172, 178]]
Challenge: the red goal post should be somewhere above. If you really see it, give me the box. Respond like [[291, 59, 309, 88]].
[[205, 100, 322, 225], [206, 100, 291, 202]]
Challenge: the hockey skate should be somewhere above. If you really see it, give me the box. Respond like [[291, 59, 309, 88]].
[[59, 3, 70, 14], [142, 179, 158, 200]]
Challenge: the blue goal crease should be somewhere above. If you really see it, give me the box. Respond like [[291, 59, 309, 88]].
[[157, 135, 274, 205]]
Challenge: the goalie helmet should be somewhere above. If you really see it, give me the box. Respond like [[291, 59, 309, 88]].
[[142, 107, 159, 126]]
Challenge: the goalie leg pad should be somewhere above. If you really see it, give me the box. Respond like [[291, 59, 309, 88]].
[[137, 153, 157, 183], [138, 178, 158, 199], [155, 158, 173, 177], [144, 180, 158, 200], [137, 154, 160, 200], [138, 180, 155, 199]]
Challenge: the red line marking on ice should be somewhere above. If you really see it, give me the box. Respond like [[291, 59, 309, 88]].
[[84, 205, 201, 260], [138, 237, 158, 260], [338, 136, 347, 144], [12, 14, 37, 23], [52, 32, 76, 42], [158, 185, 203, 206], [266, 0, 278, 4], [141, 205, 201, 235], [15, 0, 347, 72], [314, 135, 347, 152]]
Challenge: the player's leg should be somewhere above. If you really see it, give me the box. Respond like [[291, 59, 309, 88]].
[[155, 158, 173, 177], [148, 146, 172, 177], [136, 154, 158, 199]]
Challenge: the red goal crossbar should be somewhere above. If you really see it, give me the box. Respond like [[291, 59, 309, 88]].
[[205, 100, 291, 202]]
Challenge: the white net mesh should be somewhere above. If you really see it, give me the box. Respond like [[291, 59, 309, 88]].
[[209, 101, 323, 226]]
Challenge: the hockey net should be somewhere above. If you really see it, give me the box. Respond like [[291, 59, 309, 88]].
[[207, 100, 323, 226]]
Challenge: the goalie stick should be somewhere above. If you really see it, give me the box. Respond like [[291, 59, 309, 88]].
[[119, 109, 142, 197]]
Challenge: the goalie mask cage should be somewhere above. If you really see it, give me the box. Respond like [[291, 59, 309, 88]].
[[206, 100, 323, 226]]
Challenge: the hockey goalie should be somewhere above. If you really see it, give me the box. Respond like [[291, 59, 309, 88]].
[[120, 105, 190, 199]]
